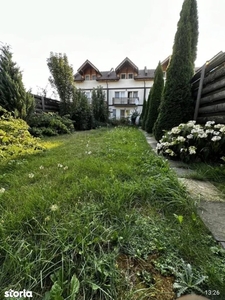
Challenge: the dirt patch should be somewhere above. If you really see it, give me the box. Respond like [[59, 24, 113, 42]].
[[117, 254, 175, 300]]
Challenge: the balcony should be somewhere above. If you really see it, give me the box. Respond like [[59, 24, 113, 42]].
[[112, 97, 139, 106]]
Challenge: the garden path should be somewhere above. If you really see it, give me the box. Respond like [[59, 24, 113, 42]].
[[142, 130, 225, 249]]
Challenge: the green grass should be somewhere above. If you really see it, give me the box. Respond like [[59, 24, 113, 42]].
[[0, 127, 225, 299], [187, 162, 225, 197]]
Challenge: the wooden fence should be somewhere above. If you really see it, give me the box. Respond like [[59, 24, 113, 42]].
[[191, 51, 225, 124], [33, 95, 60, 113]]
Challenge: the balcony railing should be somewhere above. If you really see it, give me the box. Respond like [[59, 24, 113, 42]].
[[112, 97, 139, 105]]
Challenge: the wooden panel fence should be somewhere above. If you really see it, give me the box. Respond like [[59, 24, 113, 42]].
[[33, 95, 60, 113], [191, 51, 225, 124]]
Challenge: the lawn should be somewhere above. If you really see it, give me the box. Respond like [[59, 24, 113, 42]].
[[0, 127, 224, 300]]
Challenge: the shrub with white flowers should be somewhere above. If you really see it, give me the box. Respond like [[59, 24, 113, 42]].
[[156, 121, 225, 163]]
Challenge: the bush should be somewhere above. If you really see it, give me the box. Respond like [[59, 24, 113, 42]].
[[156, 120, 225, 163], [27, 112, 74, 137], [0, 107, 44, 160]]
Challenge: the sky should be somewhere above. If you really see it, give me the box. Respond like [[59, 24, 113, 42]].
[[0, 0, 224, 97]]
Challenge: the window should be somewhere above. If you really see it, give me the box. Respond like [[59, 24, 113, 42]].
[[92, 75, 96, 80], [133, 91, 138, 98], [85, 75, 90, 80], [128, 73, 133, 79], [112, 109, 116, 118], [115, 92, 120, 98], [120, 109, 125, 118], [120, 73, 126, 79]]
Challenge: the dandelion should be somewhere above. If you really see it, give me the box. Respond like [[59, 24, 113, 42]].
[[188, 146, 196, 155], [211, 136, 221, 142], [28, 173, 34, 178], [57, 164, 63, 168], [50, 204, 59, 212], [0, 188, 5, 194], [39, 165, 44, 170]]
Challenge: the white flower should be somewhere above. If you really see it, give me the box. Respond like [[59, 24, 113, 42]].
[[88, 151, 92, 155], [156, 143, 163, 150], [188, 146, 196, 155], [213, 131, 220, 136], [187, 134, 193, 139], [211, 136, 221, 142], [63, 166, 68, 170], [219, 126, 225, 133], [176, 136, 185, 142], [57, 164, 63, 168], [50, 204, 59, 212], [39, 165, 44, 170], [180, 148, 187, 152], [28, 173, 34, 178], [205, 121, 215, 127], [0, 188, 5, 194], [44, 216, 51, 222], [205, 129, 214, 134], [214, 124, 224, 129], [198, 133, 208, 138], [171, 127, 181, 134], [187, 120, 196, 127], [221, 156, 225, 162]]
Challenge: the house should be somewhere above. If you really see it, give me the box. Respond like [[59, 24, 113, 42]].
[[74, 57, 170, 119]]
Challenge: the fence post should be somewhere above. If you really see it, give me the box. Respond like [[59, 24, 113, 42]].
[[193, 62, 207, 121], [41, 96, 45, 112]]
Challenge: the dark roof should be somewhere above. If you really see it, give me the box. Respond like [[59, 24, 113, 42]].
[[77, 59, 102, 76], [74, 57, 156, 81], [115, 57, 139, 73], [134, 69, 155, 79]]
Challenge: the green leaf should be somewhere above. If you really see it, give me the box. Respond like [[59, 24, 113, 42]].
[[70, 274, 80, 300]]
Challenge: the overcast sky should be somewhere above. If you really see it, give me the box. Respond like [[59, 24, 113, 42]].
[[0, 0, 224, 96]]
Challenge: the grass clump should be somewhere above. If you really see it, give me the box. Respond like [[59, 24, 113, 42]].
[[0, 127, 225, 299]]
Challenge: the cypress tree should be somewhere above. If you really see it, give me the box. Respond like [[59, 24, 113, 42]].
[[140, 98, 147, 125], [153, 0, 198, 141], [145, 62, 164, 133], [141, 90, 151, 130]]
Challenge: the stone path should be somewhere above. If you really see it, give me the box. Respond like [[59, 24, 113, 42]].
[[142, 131, 225, 249]]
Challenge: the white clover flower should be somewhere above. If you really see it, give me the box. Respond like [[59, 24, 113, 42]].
[[176, 136, 185, 142], [63, 166, 68, 170], [187, 134, 193, 139], [188, 146, 197, 155], [57, 164, 63, 168], [28, 173, 34, 178], [44, 216, 51, 222], [88, 151, 92, 155], [211, 136, 221, 142], [39, 165, 44, 170], [0, 188, 5, 194], [50, 204, 59, 212]]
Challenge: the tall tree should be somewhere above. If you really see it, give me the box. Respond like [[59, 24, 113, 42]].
[[0, 44, 34, 120], [140, 98, 147, 126], [47, 52, 74, 115], [91, 86, 108, 123], [145, 62, 164, 133], [153, 0, 198, 141], [141, 90, 151, 130]]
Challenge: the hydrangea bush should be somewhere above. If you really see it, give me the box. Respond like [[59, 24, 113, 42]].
[[156, 121, 225, 163]]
